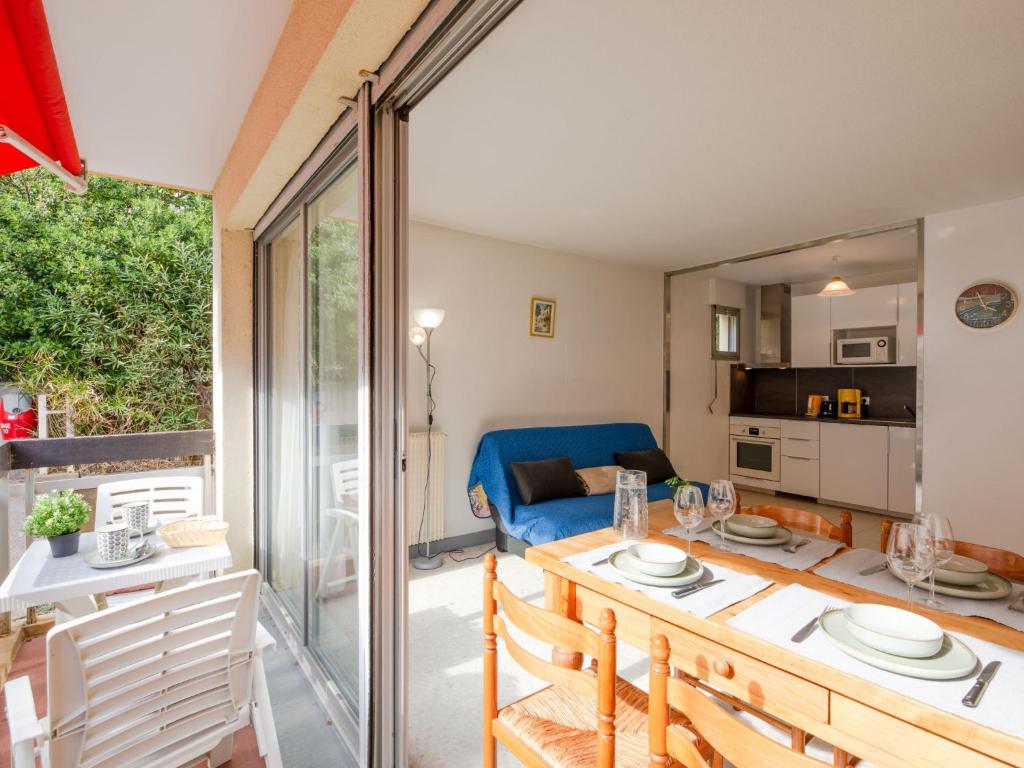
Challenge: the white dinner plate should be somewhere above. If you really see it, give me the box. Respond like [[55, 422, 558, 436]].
[[887, 564, 1013, 600], [819, 609, 978, 680], [609, 550, 704, 588], [712, 522, 793, 547], [83, 543, 157, 570]]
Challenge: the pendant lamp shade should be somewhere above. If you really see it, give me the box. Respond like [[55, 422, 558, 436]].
[[819, 276, 855, 297]]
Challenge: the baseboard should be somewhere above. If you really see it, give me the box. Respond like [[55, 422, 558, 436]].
[[408, 528, 493, 560]]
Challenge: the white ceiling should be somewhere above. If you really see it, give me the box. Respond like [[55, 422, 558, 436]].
[[699, 227, 918, 287], [409, 0, 1024, 270], [43, 0, 292, 192]]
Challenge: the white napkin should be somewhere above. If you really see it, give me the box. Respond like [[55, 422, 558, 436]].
[[665, 524, 844, 572], [728, 583, 1024, 741], [562, 542, 773, 619], [814, 548, 1024, 632]]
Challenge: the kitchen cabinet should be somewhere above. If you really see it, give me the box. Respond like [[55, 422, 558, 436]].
[[781, 456, 820, 498], [819, 422, 888, 510], [791, 295, 831, 368], [780, 420, 819, 497], [887, 426, 917, 516], [828, 285, 898, 330], [897, 282, 918, 366]]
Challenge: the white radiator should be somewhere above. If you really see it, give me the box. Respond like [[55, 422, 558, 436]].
[[407, 431, 446, 545]]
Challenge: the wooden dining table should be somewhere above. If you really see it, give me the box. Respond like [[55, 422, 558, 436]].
[[525, 500, 1024, 768]]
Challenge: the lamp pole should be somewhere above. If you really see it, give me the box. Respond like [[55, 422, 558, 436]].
[[411, 323, 442, 571]]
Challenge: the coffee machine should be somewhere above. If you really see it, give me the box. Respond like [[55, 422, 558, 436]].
[[838, 388, 862, 419]]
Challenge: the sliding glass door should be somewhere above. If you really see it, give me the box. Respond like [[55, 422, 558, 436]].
[[257, 135, 368, 751]]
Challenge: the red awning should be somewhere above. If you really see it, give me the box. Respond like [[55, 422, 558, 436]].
[[0, 0, 85, 188]]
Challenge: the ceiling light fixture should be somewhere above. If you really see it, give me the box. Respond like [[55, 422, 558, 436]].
[[818, 255, 855, 297]]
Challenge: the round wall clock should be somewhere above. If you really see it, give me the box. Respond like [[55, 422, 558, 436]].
[[954, 282, 1017, 330]]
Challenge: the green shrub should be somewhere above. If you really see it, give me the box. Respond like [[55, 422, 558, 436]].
[[0, 169, 212, 434], [24, 490, 92, 537]]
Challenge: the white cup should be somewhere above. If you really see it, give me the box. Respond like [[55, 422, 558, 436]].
[[96, 524, 144, 562]]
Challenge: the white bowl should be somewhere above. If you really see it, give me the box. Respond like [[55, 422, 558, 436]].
[[843, 603, 944, 659], [726, 514, 779, 539], [933, 554, 988, 587], [625, 543, 688, 577]]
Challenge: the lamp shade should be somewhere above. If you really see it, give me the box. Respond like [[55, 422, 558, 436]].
[[409, 326, 427, 346], [413, 307, 445, 328], [818, 276, 855, 297]]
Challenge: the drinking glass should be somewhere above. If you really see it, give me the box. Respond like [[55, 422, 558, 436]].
[[886, 522, 935, 611], [707, 479, 737, 552], [917, 514, 955, 608], [673, 484, 705, 559]]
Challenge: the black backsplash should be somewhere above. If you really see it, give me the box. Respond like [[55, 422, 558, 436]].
[[731, 366, 916, 419]]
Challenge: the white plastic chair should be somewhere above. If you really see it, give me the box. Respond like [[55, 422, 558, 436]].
[[315, 459, 360, 600], [4, 570, 282, 768], [95, 476, 204, 528]]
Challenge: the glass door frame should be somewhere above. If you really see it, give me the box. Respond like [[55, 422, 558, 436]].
[[254, 125, 368, 758]]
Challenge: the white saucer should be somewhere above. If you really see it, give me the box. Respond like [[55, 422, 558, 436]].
[[819, 609, 977, 680], [84, 543, 156, 569], [609, 550, 704, 588], [712, 522, 793, 547], [887, 564, 1012, 600]]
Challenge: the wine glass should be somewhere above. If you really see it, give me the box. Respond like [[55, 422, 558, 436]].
[[886, 522, 935, 611], [673, 484, 705, 559], [917, 514, 955, 608], [707, 480, 737, 552]]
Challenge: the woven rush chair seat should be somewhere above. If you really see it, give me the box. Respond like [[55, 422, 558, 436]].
[[497, 675, 685, 767]]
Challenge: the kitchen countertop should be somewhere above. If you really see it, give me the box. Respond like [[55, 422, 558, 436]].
[[730, 412, 916, 428]]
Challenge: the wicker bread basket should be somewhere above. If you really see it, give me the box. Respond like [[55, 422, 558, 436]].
[[157, 517, 230, 548]]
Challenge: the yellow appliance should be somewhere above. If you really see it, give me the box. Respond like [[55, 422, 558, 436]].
[[838, 388, 862, 419]]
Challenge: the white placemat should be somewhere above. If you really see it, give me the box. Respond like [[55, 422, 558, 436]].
[[563, 542, 773, 619], [665, 524, 844, 572], [728, 583, 1024, 741], [814, 548, 1024, 632]]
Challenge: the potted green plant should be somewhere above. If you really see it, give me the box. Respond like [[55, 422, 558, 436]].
[[24, 490, 92, 558]]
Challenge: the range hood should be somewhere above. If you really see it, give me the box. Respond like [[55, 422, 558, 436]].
[[752, 283, 791, 367]]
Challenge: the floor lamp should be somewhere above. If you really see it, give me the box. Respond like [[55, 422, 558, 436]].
[[410, 307, 444, 571]]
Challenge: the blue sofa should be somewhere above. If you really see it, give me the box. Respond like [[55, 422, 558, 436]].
[[467, 423, 710, 553]]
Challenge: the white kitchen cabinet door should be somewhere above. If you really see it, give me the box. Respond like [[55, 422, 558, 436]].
[[791, 294, 831, 367], [819, 422, 889, 510], [828, 285, 899, 330], [781, 456, 819, 497], [897, 282, 918, 366], [888, 426, 917, 516]]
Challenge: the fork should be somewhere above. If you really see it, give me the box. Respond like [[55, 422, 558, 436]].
[[1009, 594, 1024, 614], [783, 537, 811, 554], [791, 604, 835, 643]]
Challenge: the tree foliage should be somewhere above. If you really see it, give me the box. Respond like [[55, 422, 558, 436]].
[[0, 169, 212, 434]]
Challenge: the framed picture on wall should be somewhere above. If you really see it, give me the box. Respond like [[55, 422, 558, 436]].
[[529, 297, 556, 338]]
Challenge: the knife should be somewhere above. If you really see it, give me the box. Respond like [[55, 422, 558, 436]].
[[858, 562, 888, 576], [672, 579, 724, 598], [962, 661, 1001, 708], [590, 551, 622, 567]]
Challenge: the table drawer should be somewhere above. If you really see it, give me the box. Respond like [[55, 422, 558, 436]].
[[574, 585, 651, 651], [829, 694, 1012, 768], [653, 619, 828, 728]]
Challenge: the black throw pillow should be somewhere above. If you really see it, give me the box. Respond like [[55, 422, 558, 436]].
[[614, 448, 676, 484], [510, 457, 583, 506]]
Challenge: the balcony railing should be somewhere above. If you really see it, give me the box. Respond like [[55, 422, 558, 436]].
[[0, 429, 214, 634]]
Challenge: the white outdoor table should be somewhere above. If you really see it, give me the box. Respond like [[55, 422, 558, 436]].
[[0, 532, 232, 619]]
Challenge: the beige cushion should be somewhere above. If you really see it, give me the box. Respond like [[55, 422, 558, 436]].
[[575, 465, 623, 496]]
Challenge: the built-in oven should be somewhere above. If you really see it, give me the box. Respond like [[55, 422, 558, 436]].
[[729, 422, 781, 483]]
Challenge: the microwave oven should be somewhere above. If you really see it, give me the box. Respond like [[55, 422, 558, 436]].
[[835, 336, 895, 365]]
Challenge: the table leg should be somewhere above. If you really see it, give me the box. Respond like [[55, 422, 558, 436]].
[[544, 572, 582, 669], [55, 596, 99, 621], [0, 612, 10, 637], [833, 748, 850, 768]]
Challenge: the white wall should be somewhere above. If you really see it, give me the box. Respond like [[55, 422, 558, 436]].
[[923, 196, 1024, 553], [668, 273, 750, 484], [408, 222, 665, 540]]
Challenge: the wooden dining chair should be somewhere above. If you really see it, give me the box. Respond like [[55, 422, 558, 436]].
[[483, 553, 656, 767], [880, 519, 1024, 579], [748, 504, 853, 547], [649, 634, 834, 768]]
